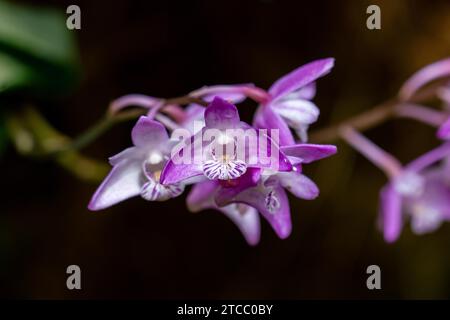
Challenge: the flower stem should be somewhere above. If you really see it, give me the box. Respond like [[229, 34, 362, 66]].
[[309, 98, 398, 143], [60, 95, 207, 152], [6, 106, 109, 183], [339, 126, 403, 178], [309, 85, 440, 144], [61, 108, 148, 152], [395, 103, 447, 126]]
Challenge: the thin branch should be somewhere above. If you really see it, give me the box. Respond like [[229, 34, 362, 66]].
[[310, 86, 441, 144]]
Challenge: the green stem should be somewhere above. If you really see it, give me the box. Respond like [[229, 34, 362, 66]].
[[59, 95, 207, 153], [6, 106, 109, 183], [61, 109, 147, 152]]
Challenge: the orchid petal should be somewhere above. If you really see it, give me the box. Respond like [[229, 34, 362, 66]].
[[131, 116, 169, 148], [405, 169, 450, 234], [437, 118, 450, 140], [380, 184, 403, 243], [438, 85, 450, 105], [160, 129, 206, 185], [190, 84, 254, 104], [277, 171, 319, 200], [203, 159, 247, 180], [88, 160, 142, 211], [160, 159, 203, 185], [186, 181, 261, 245], [399, 57, 450, 100], [217, 179, 292, 239], [190, 84, 270, 104], [182, 104, 205, 134], [214, 168, 262, 205], [281, 144, 337, 163], [204, 97, 240, 129], [272, 99, 320, 126], [411, 211, 442, 235], [287, 82, 317, 100], [253, 105, 295, 146], [140, 178, 184, 201], [220, 204, 261, 245], [268, 58, 335, 101], [406, 141, 450, 172], [245, 129, 293, 172], [108, 147, 142, 166], [186, 180, 220, 212]]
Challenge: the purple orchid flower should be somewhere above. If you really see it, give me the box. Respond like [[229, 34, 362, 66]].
[[160, 96, 293, 185], [185, 142, 336, 243], [396, 57, 450, 140], [161, 95, 337, 243], [88, 116, 184, 211], [89, 68, 338, 244], [381, 142, 450, 242], [253, 58, 335, 144], [341, 126, 450, 242]]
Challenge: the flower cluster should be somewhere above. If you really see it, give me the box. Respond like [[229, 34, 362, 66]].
[[88, 58, 337, 245], [343, 57, 450, 242]]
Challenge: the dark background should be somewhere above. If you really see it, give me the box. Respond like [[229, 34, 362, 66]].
[[1, 0, 450, 299]]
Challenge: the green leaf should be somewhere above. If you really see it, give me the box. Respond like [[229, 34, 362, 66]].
[[0, 51, 32, 93], [0, 0, 80, 97], [0, 113, 8, 156]]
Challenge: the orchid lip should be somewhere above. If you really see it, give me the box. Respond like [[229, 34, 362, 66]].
[[203, 159, 247, 180]]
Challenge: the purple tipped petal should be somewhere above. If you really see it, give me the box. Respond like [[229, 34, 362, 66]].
[[131, 116, 169, 148], [214, 168, 262, 206], [437, 118, 450, 140], [399, 57, 450, 100], [182, 104, 205, 135], [160, 129, 207, 185], [220, 204, 261, 246], [204, 97, 240, 129], [277, 172, 319, 200], [88, 160, 142, 211], [186, 181, 261, 245], [217, 179, 292, 239], [405, 169, 450, 234], [245, 130, 293, 172], [160, 159, 203, 185], [108, 147, 142, 166], [186, 180, 220, 212], [190, 84, 255, 104], [380, 185, 403, 243], [406, 142, 450, 172], [438, 86, 450, 105], [253, 105, 295, 146], [289, 83, 317, 100], [268, 58, 335, 101], [281, 144, 337, 163]]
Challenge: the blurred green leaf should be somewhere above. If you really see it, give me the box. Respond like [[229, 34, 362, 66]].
[[0, 51, 31, 93], [0, 113, 8, 156], [0, 0, 79, 97]]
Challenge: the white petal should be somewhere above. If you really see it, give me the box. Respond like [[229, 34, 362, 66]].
[[277, 172, 319, 200], [273, 99, 319, 127], [88, 160, 142, 210]]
